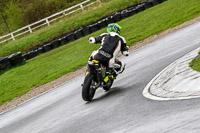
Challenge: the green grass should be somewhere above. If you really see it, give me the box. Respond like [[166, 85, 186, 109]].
[[0, 0, 144, 58], [190, 53, 200, 72], [1, 0, 200, 105]]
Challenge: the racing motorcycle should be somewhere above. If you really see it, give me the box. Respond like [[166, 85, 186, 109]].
[[81, 59, 121, 101]]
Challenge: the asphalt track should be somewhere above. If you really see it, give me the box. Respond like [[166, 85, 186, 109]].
[[1, 21, 200, 133]]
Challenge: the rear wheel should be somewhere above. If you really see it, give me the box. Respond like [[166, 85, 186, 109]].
[[82, 73, 96, 101]]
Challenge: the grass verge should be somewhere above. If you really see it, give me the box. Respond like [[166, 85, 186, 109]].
[[190, 52, 200, 72], [0, 0, 200, 105]]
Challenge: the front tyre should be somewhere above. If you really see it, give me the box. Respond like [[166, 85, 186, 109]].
[[82, 73, 96, 101]]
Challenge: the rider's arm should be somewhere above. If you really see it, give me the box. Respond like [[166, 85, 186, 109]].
[[120, 36, 129, 56], [89, 33, 107, 44]]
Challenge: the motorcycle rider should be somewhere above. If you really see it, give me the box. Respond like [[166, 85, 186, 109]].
[[88, 23, 129, 79]]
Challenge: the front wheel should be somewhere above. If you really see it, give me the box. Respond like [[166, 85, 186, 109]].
[[82, 73, 96, 101]]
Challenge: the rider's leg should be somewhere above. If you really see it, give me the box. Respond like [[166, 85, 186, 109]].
[[89, 50, 98, 61], [108, 58, 118, 78]]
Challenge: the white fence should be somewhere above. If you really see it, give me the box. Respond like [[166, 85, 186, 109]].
[[0, 0, 101, 44]]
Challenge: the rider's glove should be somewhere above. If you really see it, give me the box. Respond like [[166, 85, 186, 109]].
[[89, 37, 95, 43], [122, 51, 129, 56]]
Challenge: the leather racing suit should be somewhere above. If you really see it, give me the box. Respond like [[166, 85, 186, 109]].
[[89, 32, 129, 74]]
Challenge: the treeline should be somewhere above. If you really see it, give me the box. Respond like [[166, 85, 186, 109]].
[[0, 0, 85, 35]]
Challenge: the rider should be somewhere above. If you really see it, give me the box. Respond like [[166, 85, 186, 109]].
[[88, 23, 129, 79]]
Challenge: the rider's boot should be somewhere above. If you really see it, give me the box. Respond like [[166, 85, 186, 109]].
[[119, 61, 126, 74], [114, 61, 126, 76]]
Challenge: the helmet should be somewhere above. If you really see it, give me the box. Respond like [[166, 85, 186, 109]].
[[107, 23, 121, 35]]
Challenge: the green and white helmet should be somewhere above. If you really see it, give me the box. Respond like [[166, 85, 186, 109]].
[[107, 23, 121, 35]]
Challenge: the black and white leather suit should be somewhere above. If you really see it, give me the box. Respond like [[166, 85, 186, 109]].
[[89, 32, 129, 74]]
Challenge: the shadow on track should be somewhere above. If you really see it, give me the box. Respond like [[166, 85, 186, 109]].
[[86, 87, 126, 104]]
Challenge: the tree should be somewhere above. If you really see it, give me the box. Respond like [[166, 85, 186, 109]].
[[4, 0, 24, 32]]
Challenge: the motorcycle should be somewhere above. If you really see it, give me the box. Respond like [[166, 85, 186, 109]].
[[81, 59, 121, 101]]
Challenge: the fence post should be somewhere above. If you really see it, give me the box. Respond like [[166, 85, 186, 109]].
[[11, 33, 15, 41], [80, 4, 84, 11], [46, 19, 50, 26], [28, 25, 33, 33], [62, 10, 66, 16]]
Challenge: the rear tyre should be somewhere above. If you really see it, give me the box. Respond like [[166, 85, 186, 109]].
[[82, 73, 96, 101]]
